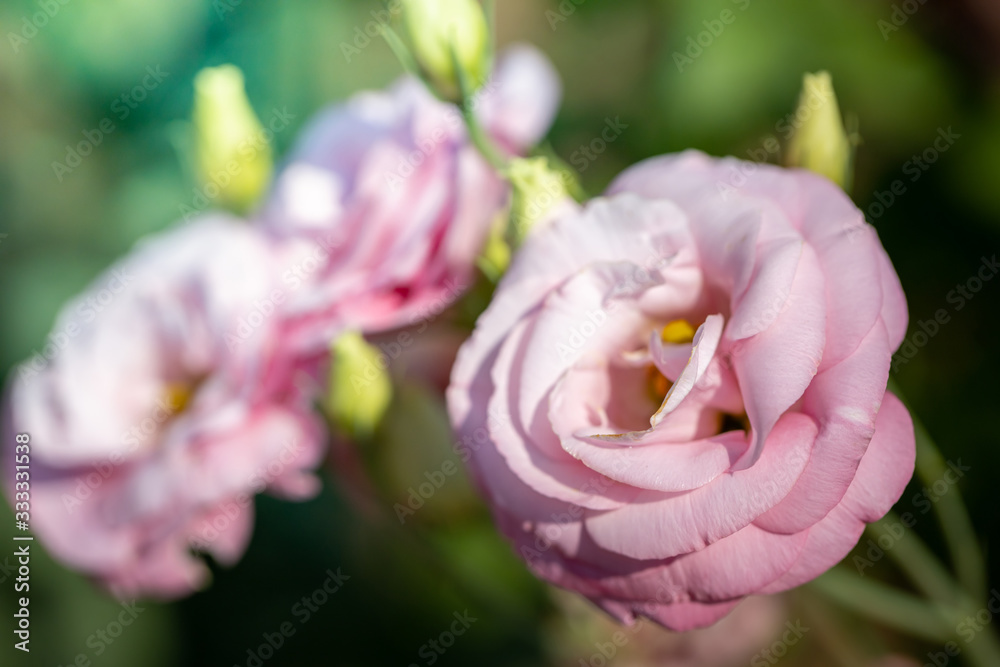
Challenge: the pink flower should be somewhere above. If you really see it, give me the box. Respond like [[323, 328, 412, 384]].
[[258, 45, 561, 355], [447, 150, 915, 631], [3, 217, 325, 599]]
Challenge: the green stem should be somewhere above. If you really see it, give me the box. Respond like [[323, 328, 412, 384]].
[[965, 628, 1000, 667], [914, 416, 987, 598], [462, 101, 507, 171], [379, 24, 422, 81], [800, 591, 876, 667], [864, 517, 1000, 667], [868, 513, 963, 608], [483, 0, 496, 75], [810, 568, 954, 643], [451, 42, 507, 172], [812, 568, 1000, 667], [888, 379, 987, 601]]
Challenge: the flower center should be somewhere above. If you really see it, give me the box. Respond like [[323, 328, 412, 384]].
[[162, 382, 194, 415], [645, 319, 696, 403], [660, 318, 695, 344]]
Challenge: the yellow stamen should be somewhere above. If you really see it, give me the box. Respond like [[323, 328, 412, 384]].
[[162, 383, 193, 415], [661, 319, 696, 345]]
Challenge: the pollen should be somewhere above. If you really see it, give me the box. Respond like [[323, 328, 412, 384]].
[[661, 319, 695, 345], [162, 382, 193, 415]]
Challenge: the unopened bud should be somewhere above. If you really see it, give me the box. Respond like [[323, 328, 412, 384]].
[[326, 331, 393, 439], [401, 0, 490, 100], [192, 65, 273, 213], [785, 71, 852, 189]]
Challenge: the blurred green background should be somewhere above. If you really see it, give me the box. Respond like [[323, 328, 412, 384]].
[[2, 0, 999, 665]]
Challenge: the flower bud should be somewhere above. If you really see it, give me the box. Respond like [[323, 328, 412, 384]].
[[327, 331, 393, 439], [477, 215, 511, 282], [785, 71, 852, 189], [192, 65, 273, 213], [401, 0, 489, 100], [506, 157, 572, 244]]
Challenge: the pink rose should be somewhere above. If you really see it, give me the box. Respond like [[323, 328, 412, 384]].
[[258, 45, 560, 355], [3, 217, 325, 599], [447, 150, 915, 630]]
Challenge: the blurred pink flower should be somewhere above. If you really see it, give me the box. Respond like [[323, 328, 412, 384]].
[[3, 216, 325, 599], [447, 150, 916, 631], [258, 44, 561, 355]]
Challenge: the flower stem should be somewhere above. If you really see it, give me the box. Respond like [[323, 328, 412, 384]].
[[812, 567, 1000, 667], [450, 42, 507, 172], [863, 511, 1000, 667], [380, 24, 423, 82], [914, 416, 987, 597], [888, 380, 987, 601], [810, 568, 953, 643], [798, 588, 878, 667], [868, 513, 962, 608]]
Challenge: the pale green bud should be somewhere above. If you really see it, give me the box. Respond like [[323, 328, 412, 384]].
[[327, 331, 393, 439], [192, 65, 273, 213], [786, 71, 853, 189], [506, 157, 571, 244], [476, 214, 511, 282], [401, 0, 489, 100]]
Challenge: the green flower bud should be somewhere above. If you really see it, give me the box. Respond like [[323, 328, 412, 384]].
[[192, 65, 273, 213], [327, 331, 393, 439], [401, 0, 489, 100], [477, 215, 511, 282], [786, 71, 853, 189], [506, 157, 571, 244]]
